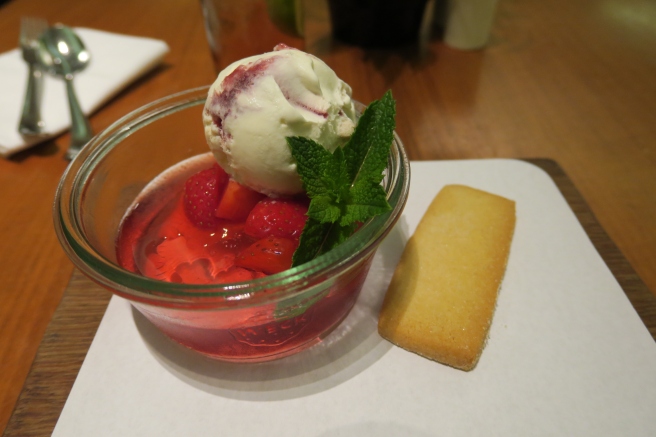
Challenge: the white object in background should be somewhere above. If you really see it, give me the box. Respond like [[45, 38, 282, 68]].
[[0, 28, 169, 157], [444, 0, 499, 50]]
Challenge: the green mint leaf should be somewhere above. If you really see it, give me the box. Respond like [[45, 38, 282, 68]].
[[325, 221, 356, 249], [307, 195, 342, 223], [331, 146, 352, 203], [291, 218, 330, 266], [344, 90, 396, 187], [292, 218, 356, 267], [342, 183, 390, 226], [288, 91, 396, 267], [286, 136, 341, 198]]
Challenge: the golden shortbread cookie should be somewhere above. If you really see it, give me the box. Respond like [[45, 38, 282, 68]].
[[378, 184, 516, 371]]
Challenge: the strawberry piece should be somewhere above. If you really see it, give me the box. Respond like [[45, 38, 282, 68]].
[[244, 198, 308, 240], [235, 236, 297, 275], [207, 222, 253, 253], [183, 164, 229, 228], [170, 258, 216, 284], [214, 266, 260, 284], [215, 179, 265, 221], [144, 235, 239, 284], [142, 236, 195, 281]]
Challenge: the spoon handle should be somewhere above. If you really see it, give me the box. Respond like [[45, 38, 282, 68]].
[[64, 76, 93, 159], [19, 62, 45, 135]]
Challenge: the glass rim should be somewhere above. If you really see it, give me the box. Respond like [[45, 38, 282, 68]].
[[53, 86, 411, 307]]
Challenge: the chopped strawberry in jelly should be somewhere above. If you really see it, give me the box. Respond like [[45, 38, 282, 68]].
[[214, 266, 265, 284], [215, 179, 265, 221], [118, 160, 302, 284], [183, 163, 229, 228], [235, 236, 296, 275], [244, 198, 308, 240]]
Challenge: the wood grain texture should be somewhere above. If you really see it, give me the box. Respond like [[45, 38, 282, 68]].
[[3, 159, 655, 437], [0, 0, 655, 433], [0, 0, 216, 432], [2, 272, 111, 437], [308, 0, 656, 303]]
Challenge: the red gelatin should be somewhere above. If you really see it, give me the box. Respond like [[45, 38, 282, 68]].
[[134, 253, 372, 361], [115, 154, 368, 361], [118, 156, 274, 285]]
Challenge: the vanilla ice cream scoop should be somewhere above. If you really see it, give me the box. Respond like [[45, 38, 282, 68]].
[[203, 44, 357, 196]]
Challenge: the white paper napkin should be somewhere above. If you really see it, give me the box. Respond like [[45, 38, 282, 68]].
[[0, 27, 170, 157]]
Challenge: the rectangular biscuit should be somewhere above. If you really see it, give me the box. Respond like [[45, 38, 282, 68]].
[[378, 184, 516, 371]]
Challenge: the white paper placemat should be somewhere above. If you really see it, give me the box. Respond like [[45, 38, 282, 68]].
[[52, 159, 656, 436]]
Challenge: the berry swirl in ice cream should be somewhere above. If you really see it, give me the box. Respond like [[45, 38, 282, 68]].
[[203, 44, 357, 197]]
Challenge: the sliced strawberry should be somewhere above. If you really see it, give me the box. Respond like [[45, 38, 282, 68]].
[[183, 164, 229, 228], [207, 223, 254, 253], [141, 236, 194, 281], [214, 266, 259, 284], [235, 236, 297, 275], [170, 258, 216, 284], [215, 179, 265, 221], [244, 198, 308, 240], [143, 235, 237, 283]]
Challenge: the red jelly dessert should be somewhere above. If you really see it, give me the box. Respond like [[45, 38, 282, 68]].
[[115, 153, 370, 361], [117, 154, 309, 284]]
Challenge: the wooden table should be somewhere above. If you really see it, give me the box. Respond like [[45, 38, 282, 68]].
[[1, 0, 655, 433]]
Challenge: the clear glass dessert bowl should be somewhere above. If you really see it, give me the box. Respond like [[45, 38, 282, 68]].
[[54, 86, 410, 362]]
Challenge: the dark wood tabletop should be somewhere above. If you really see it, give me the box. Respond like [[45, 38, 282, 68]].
[[1, 0, 656, 433]]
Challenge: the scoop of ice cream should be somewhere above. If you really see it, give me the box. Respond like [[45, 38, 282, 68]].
[[203, 44, 357, 196]]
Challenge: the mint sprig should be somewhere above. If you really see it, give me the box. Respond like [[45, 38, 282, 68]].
[[287, 90, 396, 266]]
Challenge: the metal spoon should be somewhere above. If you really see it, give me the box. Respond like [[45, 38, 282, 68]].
[[18, 17, 49, 136], [40, 24, 93, 160]]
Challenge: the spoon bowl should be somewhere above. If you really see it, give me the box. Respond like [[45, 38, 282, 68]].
[[41, 24, 93, 159]]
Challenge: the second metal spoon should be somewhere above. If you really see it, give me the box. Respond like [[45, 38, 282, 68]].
[[40, 24, 93, 160]]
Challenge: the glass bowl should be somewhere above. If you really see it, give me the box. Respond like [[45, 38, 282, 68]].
[[54, 86, 410, 362]]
